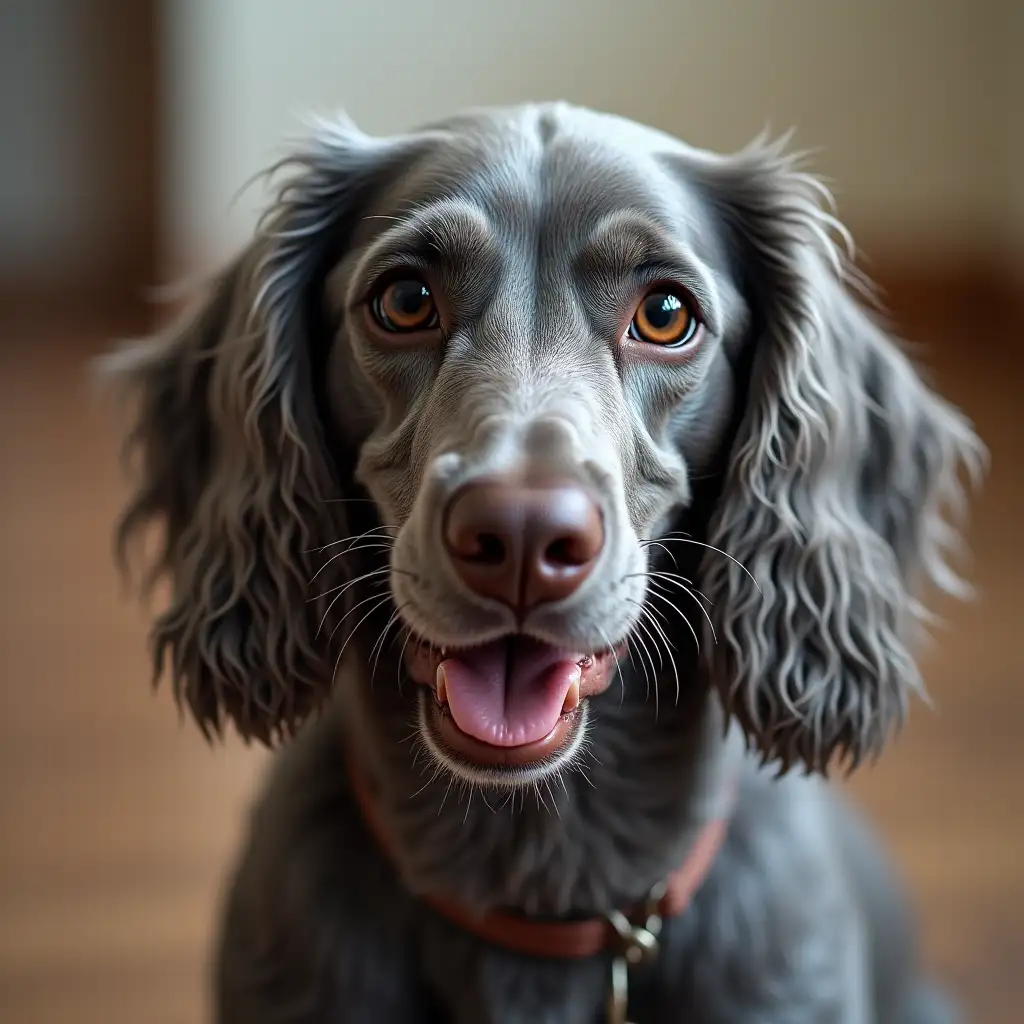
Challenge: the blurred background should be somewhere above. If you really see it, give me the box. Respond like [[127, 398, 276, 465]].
[[1, 2, 1020, 1022]]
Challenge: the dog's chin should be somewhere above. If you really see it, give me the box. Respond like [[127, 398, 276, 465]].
[[405, 634, 625, 789]]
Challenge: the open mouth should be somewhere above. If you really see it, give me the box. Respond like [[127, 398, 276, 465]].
[[405, 635, 626, 768]]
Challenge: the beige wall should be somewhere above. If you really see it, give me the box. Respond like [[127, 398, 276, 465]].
[[164, 0, 1019, 272], [999, 0, 1024, 269]]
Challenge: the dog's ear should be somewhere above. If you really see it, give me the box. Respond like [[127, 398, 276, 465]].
[[689, 137, 985, 774], [101, 118, 425, 745]]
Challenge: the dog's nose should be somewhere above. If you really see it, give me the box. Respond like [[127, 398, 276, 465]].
[[443, 479, 604, 615]]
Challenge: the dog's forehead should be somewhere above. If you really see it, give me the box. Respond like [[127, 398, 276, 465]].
[[424, 102, 691, 156], [379, 104, 717, 254]]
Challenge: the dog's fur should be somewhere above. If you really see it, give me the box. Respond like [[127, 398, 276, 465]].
[[104, 103, 984, 1022]]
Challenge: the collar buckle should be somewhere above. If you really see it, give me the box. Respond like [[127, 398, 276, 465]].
[[606, 876, 667, 965], [604, 880, 668, 1023]]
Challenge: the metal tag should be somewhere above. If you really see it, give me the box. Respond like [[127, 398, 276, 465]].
[[606, 955, 631, 1024], [603, 885, 666, 1024]]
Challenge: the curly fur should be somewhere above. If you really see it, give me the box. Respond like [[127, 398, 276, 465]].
[[100, 102, 983, 1023], [687, 138, 985, 772], [101, 123, 441, 742]]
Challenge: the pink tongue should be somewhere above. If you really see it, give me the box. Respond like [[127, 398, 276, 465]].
[[440, 638, 580, 747]]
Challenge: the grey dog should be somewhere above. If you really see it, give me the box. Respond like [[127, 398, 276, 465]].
[[104, 103, 984, 1022]]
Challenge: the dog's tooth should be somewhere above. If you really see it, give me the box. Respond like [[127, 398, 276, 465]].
[[561, 668, 582, 714], [435, 664, 448, 704]]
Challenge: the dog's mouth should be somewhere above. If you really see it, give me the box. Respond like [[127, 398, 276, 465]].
[[405, 635, 626, 767]]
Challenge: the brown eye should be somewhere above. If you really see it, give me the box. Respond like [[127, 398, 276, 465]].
[[371, 278, 439, 332], [629, 288, 699, 347]]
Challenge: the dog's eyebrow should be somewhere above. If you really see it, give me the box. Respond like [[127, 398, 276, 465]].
[[578, 212, 720, 331], [354, 201, 498, 294]]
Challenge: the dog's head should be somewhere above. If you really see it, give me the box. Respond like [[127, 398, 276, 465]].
[[105, 103, 982, 787]]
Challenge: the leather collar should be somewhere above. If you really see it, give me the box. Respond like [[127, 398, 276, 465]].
[[347, 750, 734, 961]]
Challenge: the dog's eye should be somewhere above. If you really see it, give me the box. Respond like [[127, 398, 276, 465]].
[[371, 278, 439, 332], [629, 288, 699, 347]]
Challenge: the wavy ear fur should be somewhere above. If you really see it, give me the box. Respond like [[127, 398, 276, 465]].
[[101, 119, 421, 744], [692, 137, 986, 774]]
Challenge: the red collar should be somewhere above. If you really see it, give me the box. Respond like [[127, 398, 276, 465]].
[[347, 750, 734, 961]]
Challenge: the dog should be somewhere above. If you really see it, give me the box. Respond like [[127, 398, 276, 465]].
[[104, 103, 984, 1022]]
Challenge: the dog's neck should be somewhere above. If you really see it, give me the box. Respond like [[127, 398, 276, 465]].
[[343, 660, 743, 919]]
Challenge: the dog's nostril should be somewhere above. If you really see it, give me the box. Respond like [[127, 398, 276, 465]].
[[467, 532, 507, 566], [543, 536, 589, 568]]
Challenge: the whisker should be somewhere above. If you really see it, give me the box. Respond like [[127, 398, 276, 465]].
[[628, 622, 658, 714], [328, 590, 390, 646], [329, 593, 392, 685], [309, 541, 393, 584], [309, 522, 399, 548], [388, 620, 411, 653], [368, 606, 403, 665], [648, 577, 717, 643], [308, 536, 397, 583], [648, 579, 714, 616], [634, 568, 716, 641], [653, 534, 762, 593], [369, 602, 410, 688], [411, 758, 446, 799], [639, 539, 681, 567], [308, 525, 398, 556], [399, 725, 421, 745], [327, 589, 391, 643], [619, 634, 647, 699], [647, 573, 712, 610], [311, 565, 390, 607], [634, 613, 664, 671], [395, 626, 415, 697], [312, 563, 417, 604], [639, 603, 681, 706], [533, 780, 549, 815], [636, 614, 664, 721], [312, 540, 396, 565], [314, 569, 390, 637], [545, 778, 562, 819], [334, 595, 393, 665], [438, 774, 456, 815], [630, 569, 713, 605], [644, 588, 702, 656], [620, 639, 644, 698]]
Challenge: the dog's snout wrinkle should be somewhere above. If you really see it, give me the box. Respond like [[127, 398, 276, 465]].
[[443, 478, 603, 617]]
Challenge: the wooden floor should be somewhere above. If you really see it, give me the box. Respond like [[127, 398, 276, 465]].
[[0, 307, 1021, 1023]]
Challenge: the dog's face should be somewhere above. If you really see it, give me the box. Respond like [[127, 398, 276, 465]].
[[105, 103, 982, 788], [324, 109, 745, 781]]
